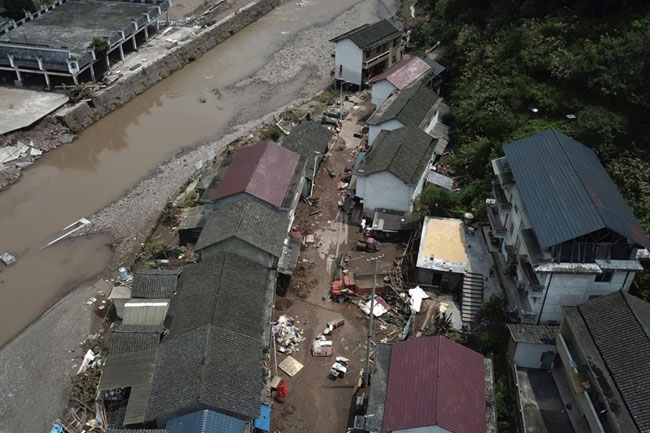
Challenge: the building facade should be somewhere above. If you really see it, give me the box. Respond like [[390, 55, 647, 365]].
[[331, 19, 402, 87], [489, 129, 648, 324]]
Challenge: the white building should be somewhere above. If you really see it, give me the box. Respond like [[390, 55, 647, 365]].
[[489, 129, 649, 324], [355, 127, 436, 216], [369, 56, 445, 106], [366, 80, 448, 146], [506, 323, 559, 369], [330, 19, 402, 87]]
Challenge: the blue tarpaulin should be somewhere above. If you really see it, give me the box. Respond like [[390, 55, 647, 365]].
[[254, 404, 270, 432], [166, 410, 246, 433]]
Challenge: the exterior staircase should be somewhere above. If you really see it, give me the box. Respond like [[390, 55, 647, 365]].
[[462, 272, 484, 323]]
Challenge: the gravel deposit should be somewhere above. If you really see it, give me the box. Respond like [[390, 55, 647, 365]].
[[0, 1, 399, 431]]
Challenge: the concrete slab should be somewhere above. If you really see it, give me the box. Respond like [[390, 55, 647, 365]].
[[0, 87, 69, 135]]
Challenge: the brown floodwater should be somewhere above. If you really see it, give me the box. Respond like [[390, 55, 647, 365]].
[[0, 0, 395, 346]]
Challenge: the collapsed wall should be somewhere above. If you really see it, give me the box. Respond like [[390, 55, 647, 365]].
[[57, 0, 281, 132]]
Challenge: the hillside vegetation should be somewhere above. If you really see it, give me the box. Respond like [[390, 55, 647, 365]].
[[409, 0, 650, 299]]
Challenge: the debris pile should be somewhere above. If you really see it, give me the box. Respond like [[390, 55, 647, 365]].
[[273, 315, 304, 354], [328, 357, 349, 381]]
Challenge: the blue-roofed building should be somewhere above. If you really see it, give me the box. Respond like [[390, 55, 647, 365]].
[[166, 410, 247, 433], [489, 129, 648, 324]]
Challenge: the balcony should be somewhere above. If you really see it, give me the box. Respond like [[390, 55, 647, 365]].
[[519, 256, 543, 292], [363, 50, 390, 69], [492, 181, 511, 210], [488, 205, 506, 238]]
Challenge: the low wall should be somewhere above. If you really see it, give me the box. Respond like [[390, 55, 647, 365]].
[[57, 0, 281, 132]]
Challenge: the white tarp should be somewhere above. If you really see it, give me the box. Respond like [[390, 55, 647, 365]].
[[408, 286, 430, 313]]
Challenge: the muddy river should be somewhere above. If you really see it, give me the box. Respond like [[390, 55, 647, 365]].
[[0, 0, 396, 346]]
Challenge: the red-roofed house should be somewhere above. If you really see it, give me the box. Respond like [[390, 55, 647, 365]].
[[201, 140, 305, 225], [365, 336, 495, 433], [369, 57, 433, 105]]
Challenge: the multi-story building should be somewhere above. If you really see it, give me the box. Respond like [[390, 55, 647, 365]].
[[489, 129, 648, 324], [558, 291, 650, 433], [330, 19, 402, 87]]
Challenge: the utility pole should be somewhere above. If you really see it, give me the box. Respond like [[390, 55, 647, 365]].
[[364, 254, 383, 387], [310, 151, 321, 198]]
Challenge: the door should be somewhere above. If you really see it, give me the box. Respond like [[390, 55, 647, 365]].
[[540, 351, 556, 369]]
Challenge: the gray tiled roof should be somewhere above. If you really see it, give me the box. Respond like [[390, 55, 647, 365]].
[[164, 253, 273, 342], [110, 325, 163, 356], [131, 269, 181, 299], [368, 81, 439, 128], [330, 19, 401, 49], [578, 292, 650, 431], [358, 127, 435, 185], [503, 129, 649, 248], [282, 122, 333, 181], [195, 199, 288, 258], [147, 325, 267, 421], [506, 323, 558, 345]]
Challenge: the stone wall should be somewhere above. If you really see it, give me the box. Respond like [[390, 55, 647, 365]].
[[57, 0, 281, 132]]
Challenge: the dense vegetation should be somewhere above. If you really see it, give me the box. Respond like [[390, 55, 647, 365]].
[[409, 0, 650, 300]]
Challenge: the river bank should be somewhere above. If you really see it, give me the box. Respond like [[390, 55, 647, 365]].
[[0, 1, 398, 431]]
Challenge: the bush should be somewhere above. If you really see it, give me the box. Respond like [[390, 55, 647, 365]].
[[261, 125, 282, 142], [413, 186, 460, 217]]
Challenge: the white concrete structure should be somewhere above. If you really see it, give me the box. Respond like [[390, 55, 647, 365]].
[[489, 129, 648, 324], [367, 81, 446, 146], [330, 19, 402, 87], [355, 127, 435, 216], [507, 324, 558, 369]]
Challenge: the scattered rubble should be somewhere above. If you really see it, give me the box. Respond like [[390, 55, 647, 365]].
[[0, 252, 16, 266], [273, 315, 305, 354]]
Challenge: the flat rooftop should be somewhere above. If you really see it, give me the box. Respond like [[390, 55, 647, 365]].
[[0, 0, 156, 56], [0, 86, 68, 135], [416, 216, 468, 273]]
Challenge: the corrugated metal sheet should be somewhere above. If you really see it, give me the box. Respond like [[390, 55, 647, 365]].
[[382, 336, 486, 433], [504, 129, 649, 248], [123, 299, 169, 326], [369, 57, 431, 90], [166, 409, 247, 433], [209, 141, 299, 208], [427, 171, 453, 190]]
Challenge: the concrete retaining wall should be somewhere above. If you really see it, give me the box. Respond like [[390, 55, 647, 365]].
[[57, 0, 281, 132]]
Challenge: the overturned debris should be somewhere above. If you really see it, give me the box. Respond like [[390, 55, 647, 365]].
[[273, 315, 305, 354]]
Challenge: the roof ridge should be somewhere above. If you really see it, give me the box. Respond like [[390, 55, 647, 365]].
[[551, 128, 606, 231], [245, 141, 272, 190], [435, 336, 442, 426], [622, 291, 650, 343]]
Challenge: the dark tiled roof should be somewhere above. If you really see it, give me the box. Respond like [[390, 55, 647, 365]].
[[369, 57, 431, 90], [110, 325, 162, 356], [358, 127, 435, 184], [368, 81, 439, 127], [383, 336, 486, 433], [164, 253, 273, 342], [507, 323, 559, 345], [578, 292, 650, 431], [131, 269, 181, 299], [503, 129, 649, 248], [207, 141, 300, 207], [281, 122, 333, 182], [330, 19, 401, 49], [422, 58, 446, 76], [365, 344, 391, 433], [147, 325, 266, 421], [195, 199, 288, 257]]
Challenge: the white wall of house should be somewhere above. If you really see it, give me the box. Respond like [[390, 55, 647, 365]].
[[356, 171, 413, 216], [369, 119, 404, 145], [513, 343, 557, 369], [536, 271, 635, 324], [371, 80, 396, 105], [334, 39, 363, 86], [393, 425, 453, 433], [423, 108, 440, 135]]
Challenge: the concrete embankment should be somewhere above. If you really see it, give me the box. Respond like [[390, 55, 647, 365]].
[[57, 0, 281, 132]]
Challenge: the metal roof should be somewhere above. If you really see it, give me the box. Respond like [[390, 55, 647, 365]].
[[123, 299, 170, 327], [427, 171, 454, 190], [369, 57, 432, 90], [576, 292, 650, 432], [358, 127, 435, 185], [330, 19, 401, 50], [507, 323, 559, 345], [277, 233, 302, 276], [131, 269, 181, 299], [166, 409, 247, 433], [281, 122, 333, 182], [422, 58, 446, 76], [503, 129, 649, 248], [195, 198, 288, 258], [99, 349, 159, 425], [382, 336, 486, 433], [208, 141, 300, 208]]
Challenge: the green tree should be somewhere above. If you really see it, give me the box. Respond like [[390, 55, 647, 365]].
[[413, 186, 460, 217]]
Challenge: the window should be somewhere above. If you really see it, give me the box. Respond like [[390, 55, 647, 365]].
[[595, 272, 613, 283]]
